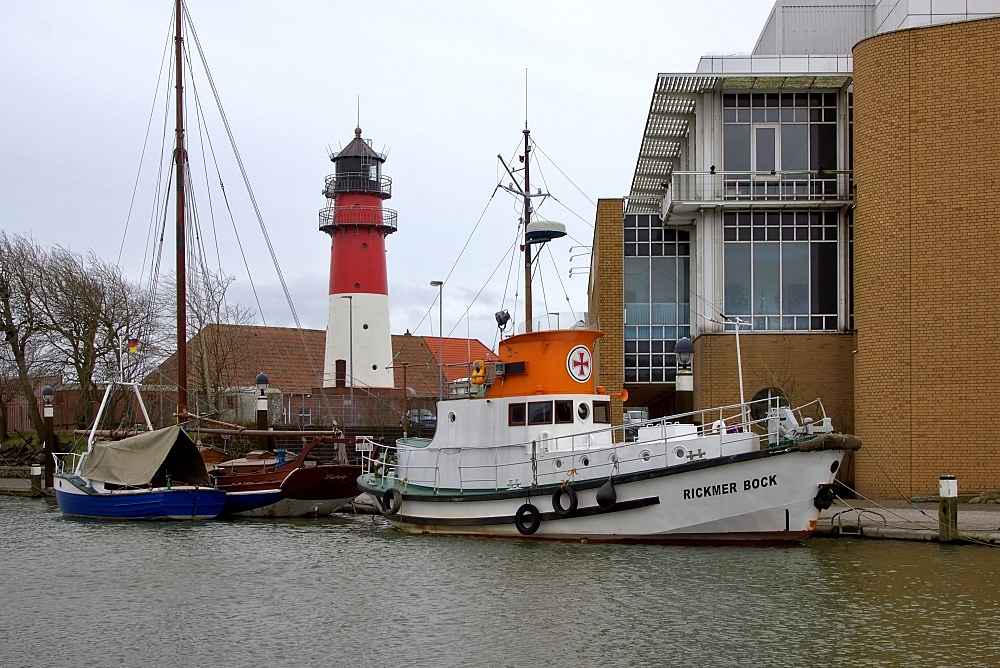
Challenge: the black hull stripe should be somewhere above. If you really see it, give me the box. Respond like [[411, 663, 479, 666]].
[[359, 444, 811, 503], [394, 496, 659, 526]]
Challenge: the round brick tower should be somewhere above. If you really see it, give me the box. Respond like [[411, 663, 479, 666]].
[[319, 127, 397, 389]]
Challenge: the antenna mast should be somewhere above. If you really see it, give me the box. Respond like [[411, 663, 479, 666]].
[[173, 0, 188, 416], [522, 68, 533, 332]]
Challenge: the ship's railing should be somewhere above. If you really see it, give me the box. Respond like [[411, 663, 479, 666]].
[[359, 397, 828, 494], [322, 172, 392, 198], [517, 312, 599, 334], [318, 205, 398, 231], [52, 452, 83, 476]]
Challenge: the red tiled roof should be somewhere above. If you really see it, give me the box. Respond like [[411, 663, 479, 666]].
[[421, 336, 497, 382], [147, 325, 493, 397]]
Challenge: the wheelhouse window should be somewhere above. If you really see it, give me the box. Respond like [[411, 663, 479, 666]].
[[554, 400, 573, 424], [593, 401, 611, 424], [624, 214, 690, 384], [508, 403, 526, 426], [723, 210, 839, 331], [528, 401, 552, 425]]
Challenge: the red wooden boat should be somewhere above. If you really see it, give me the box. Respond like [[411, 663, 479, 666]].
[[211, 437, 360, 517]]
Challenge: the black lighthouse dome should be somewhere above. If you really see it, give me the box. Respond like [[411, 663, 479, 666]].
[[323, 127, 391, 199]]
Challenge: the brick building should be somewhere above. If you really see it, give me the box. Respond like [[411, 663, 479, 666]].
[[589, 1, 1000, 496]]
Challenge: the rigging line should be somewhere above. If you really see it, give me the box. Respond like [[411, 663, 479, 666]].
[[444, 234, 521, 339], [492, 222, 522, 352], [184, 40, 223, 276], [119, 10, 175, 267], [184, 6, 332, 406], [139, 50, 177, 292], [536, 247, 550, 327], [185, 9, 298, 329], [545, 243, 578, 321], [546, 193, 595, 229], [531, 139, 597, 206]]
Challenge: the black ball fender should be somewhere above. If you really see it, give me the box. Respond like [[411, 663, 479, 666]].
[[551, 484, 578, 518], [596, 479, 617, 509], [514, 503, 541, 535], [381, 487, 403, 516]]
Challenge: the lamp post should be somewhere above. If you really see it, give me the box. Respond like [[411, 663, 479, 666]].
[[255, 372, 270, 451], [340, 295, 354, 425], [430, 280, 444, 400], [674, 338, 694, 423], [41, 385, 54, 488]]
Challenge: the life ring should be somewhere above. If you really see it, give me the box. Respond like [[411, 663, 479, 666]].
[[381, 487, 403, 516], [471, 359, 487, 385], [551, 484, 578, 518], [514, 503, 541, 535]]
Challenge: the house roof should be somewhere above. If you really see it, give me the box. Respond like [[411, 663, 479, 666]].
[[149, 325, 496, 397], [421, 336, 498, 382]]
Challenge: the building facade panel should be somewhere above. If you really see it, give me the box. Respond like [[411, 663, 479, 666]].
[[853, 16, 1000, 496], [589, 198, 625, 425]]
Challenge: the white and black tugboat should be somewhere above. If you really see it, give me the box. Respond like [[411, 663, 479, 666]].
[[357, 126, 859, 544]]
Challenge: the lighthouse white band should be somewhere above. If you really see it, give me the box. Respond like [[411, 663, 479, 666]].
[[324, 292, 395, 389]]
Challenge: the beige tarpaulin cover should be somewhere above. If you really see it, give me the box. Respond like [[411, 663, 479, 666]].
[[80, 425, 212, 487]]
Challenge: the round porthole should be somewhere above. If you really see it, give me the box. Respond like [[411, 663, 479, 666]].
[[449, 412, 456, 423], [640, 449, 651, 462], [363, 323, 369, 330], [674, 447, 686, 460], [554, 459, 563, 469], [372, 364, 377, 371], [581, 456, 590, 467], [362, 243, 368, 249], [609, 453, 619, 464], [830, 460, 840, 473], [577, 403, 590, 420], [354, 283, 361, 289]]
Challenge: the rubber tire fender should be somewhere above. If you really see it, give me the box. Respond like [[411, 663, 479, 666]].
[[381, 487, 403, 516], [551, 484, 578, 518], [514, 503, 541, 535]]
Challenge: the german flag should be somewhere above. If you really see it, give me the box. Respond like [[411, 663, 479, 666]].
[[127, 338, 139, 355]]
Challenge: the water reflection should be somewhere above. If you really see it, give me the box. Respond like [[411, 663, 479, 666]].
[[1, 497, 997, 667]]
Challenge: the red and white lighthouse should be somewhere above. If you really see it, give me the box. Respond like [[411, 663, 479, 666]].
[[319, 127, 397, 389]]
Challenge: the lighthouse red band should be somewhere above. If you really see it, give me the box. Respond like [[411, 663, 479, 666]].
[[319, 127, 397, 390]]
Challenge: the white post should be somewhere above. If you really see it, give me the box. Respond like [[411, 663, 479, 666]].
[[733, 317, 747, 425]]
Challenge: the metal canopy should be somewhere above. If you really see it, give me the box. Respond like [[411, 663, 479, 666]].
[[627, 72, 852, 214]]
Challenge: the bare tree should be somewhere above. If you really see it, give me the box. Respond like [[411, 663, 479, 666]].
[[37, 248, 151, 427], [159, 269, 256, 415], [0, 233, 47, 435], [0, 353, 19, 440]]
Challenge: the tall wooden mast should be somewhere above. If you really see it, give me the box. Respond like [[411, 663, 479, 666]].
[[173, 0, 188, 416], [522, 128, 532, 332]]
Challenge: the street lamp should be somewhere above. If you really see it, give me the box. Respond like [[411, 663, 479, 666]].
[[430, 280, 444, 400], [254, 372, 270, 451], [674, 337, 694, 422], [42, 385, 54, 488], [340, 295, 354, 425]]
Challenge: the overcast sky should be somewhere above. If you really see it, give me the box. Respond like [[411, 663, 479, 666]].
[[1, 0, 774, 351]]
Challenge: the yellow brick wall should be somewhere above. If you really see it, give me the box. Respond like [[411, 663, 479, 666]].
[[693, 333, 856, 434], [589, 198, 625, 424], [853, 17, 1000, 497]]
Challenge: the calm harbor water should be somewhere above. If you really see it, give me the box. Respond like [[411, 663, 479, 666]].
[[2, 497, 998, 667]]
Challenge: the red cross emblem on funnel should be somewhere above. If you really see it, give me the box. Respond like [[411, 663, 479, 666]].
[[566, 345, 592, 383]]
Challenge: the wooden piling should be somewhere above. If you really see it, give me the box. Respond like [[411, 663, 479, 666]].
[[938, 475, 958, 543]]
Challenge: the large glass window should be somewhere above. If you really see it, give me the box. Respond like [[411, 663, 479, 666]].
[[723, 211, 839, 331], [722, 92, 838, 199], [624, 214, 691, 384]]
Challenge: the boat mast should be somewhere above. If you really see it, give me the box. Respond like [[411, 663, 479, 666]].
[[173, 0, 188, 417], [522, 127, 533, 332]]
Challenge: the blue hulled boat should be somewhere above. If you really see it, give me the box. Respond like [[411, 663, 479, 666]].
[[54, 425, 225, 520]]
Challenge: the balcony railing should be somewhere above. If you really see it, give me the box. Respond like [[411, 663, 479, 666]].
[[318, 205, 398, 232], [667, 170, 852, 208], [322, 172, 392, 199]]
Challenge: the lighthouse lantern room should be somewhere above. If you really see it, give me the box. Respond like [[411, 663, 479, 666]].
[[319, 127, 397, 390]]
